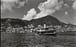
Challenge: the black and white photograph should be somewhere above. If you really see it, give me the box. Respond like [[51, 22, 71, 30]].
[[1, 0, 76, 47]]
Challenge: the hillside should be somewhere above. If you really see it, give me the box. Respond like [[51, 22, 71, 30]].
[[30, 15, 66, 27], [1, 18, 28, 27], [1, 15, 76, 29]]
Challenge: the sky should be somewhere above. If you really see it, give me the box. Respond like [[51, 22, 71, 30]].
[[1, 0, 76, 25]]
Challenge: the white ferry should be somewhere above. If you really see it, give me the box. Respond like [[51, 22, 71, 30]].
[[34, 25, 56, 35]]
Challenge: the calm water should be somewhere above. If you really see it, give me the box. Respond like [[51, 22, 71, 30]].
[[1, 31, 76, 47]]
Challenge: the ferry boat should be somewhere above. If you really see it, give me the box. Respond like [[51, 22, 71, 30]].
[[34, 24, 57, 35], [36, 28, 56, 34]]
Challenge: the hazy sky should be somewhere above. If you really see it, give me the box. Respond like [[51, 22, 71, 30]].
[[1, 0, 76, 25]]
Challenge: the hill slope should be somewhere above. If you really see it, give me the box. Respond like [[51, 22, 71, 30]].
[[1, 15, 74, 27], [30, 15, 66, 27]]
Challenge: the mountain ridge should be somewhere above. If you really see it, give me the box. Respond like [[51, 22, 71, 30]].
[[1, 15, 75, 27]]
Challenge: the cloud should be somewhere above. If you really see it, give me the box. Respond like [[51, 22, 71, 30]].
[[21, 0, 76, 25], [71, 10, 76, 25], [64, 3, 69, 7], [1, 0, 28, 13], [73, 17, 76, 25], [72, 0, 76, 10], [65, 11, 68, 15], [22, 0, 64, 20], [73, 12, 76, 25], [22, 8, 37, 21], [34, 0, 64, 19]]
